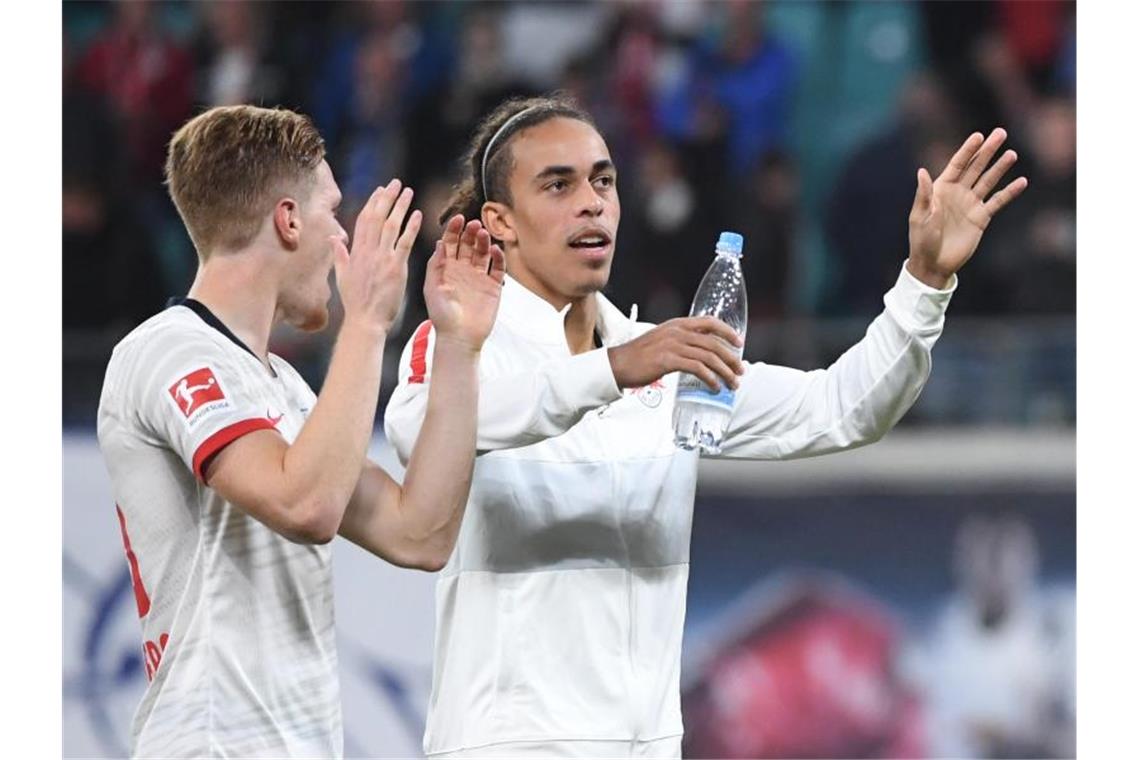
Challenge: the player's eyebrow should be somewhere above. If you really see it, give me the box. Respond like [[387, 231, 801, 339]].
[[534, 159, 615, 182], [590, 159, 616, 175], [534, 165, 576, 181]]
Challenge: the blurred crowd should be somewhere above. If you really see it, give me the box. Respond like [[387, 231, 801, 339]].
[[62, 0, 1076, 416], [60, 6, 1077, 756]]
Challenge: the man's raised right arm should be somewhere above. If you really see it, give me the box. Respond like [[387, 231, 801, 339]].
[[206, 180, 420, 544], [384, 323, 620, 463]]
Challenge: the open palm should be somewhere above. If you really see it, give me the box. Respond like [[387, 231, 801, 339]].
[[424, 215, 506, 351], [908, 128, 1029, 285]]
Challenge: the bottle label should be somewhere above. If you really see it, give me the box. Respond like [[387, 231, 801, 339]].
[[676, 384, 736, 411]]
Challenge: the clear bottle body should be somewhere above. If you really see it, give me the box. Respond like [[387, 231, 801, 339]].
[[672, 247, 748, 454]]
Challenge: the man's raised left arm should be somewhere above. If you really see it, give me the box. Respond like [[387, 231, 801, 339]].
[[338, 222, 506, 569], [718, 128, 1027, 460]]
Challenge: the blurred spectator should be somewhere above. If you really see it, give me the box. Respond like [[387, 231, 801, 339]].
[[611, 139, 706, 323], [452, 5, 509, 100], [657, 0, 797, 176], [497, 1, 611, 89], [63, 34, 163, 330], [406, 4, 531, 187], [971, 29, 1038, 137], [77, 0, 193, 188], [343, 30, 407, 207], [904, 515, 1075, 758], [993, 1, 1073, 92], [75, 0, 197, 296], [312, 4, 413, 221], [918, 1, 1002, 130], [1052, 15, 1075, 95], [731, 150, 799, 319], [985, 94, 1076, 315], [824, 72, 966, 317], [191, 1, 287, 108], [600, 1, 666, 152], [60, 0, 1077, 426], [557, 45, 634, 172], [920, 1, 1074, 132], [557, 53, 612, 145]]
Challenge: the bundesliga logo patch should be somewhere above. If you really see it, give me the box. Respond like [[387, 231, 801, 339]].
[[169, 367, 226, 418]]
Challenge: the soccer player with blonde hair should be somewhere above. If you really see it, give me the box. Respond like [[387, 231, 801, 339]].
[[98, 104, 505, 758]]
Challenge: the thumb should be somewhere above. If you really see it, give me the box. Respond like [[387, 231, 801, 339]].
[[912, 167, 933, 218]]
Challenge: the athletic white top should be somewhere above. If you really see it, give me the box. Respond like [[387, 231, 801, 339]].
[[385, 263, 954, 756], [97, 300, 341, 759]]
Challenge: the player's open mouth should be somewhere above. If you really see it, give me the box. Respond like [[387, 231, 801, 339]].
[[567, 227, 613, 260]]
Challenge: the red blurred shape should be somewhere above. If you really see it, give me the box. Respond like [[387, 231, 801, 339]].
[[683, 579, 924, 758]]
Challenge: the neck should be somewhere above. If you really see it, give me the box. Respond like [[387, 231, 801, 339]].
[[563, 296, 598, 355], [506, 253, 600, 355], [510, 275, 598, 355], [186, 250, 279, 365]]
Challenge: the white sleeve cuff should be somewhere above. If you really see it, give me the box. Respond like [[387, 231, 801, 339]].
[[567, 347, 623, 405], [883, 261, 957, 334]]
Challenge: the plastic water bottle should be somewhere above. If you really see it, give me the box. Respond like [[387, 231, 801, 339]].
[[672, 231, 748, 455]]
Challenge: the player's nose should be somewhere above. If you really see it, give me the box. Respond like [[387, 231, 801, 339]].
[[576, 188, 604, 217]]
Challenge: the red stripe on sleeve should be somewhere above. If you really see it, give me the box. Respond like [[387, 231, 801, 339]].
[[192, 418, 277, 482], [408, 320, 433, 384], [116, 505, 151, 618]]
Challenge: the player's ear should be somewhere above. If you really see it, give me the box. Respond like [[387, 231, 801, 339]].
[[273, 197, 302, 249], [482, 201, 517, 246]]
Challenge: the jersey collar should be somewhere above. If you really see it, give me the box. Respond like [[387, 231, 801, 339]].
[[166, 297, 260, 361], [498, 275, 639, 349]]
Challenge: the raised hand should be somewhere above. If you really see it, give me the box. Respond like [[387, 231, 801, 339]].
[[332, 178, 423, 333], [907, 128, 1029, 288], [424, 214, 506, 351], [607, 316, 745, 392]]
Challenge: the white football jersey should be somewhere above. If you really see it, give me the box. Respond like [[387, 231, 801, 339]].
[[97, 299, 341, 758], [385, 265, 954, 756]]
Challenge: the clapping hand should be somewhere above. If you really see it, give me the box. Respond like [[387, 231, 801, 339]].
[[423, 214, 506, 352]]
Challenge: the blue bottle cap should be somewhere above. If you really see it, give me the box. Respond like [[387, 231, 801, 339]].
[[717, 231, 744, 256]]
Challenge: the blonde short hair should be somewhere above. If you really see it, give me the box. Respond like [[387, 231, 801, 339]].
[[164, 105, 326, 257]]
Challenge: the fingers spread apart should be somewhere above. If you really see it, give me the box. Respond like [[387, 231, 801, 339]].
[[938, 127, 1029, 214], [939, 132, 984, 183], [470, 226, 491, 268], [395, 209, 422, 258], [380, 187, 415, 252], [984, 176, 1029, 216], [960, 128, 1008, 186], [458, 219, 481, 261], [441, 214, 465, 259]]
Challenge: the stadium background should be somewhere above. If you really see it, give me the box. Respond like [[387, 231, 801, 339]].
[[62, 1, 1075, 757]]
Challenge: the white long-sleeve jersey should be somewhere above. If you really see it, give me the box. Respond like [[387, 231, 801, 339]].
[[384, 263, 954, 755]]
